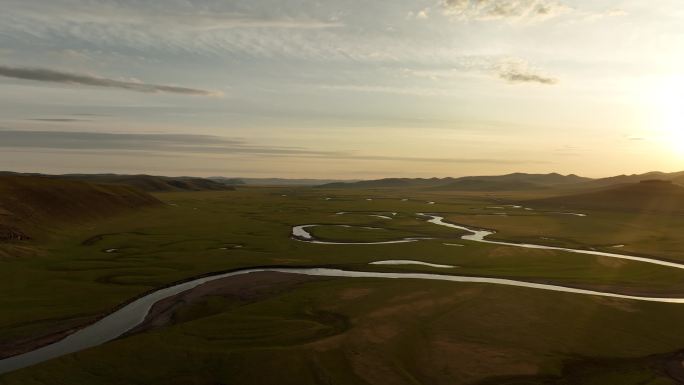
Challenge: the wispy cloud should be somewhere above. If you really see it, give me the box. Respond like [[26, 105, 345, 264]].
[[441, 0, 570, 22], [0, 130, 323, 156], [0, 65, 222, 96], [1, 1, 342, 31], [400, 56, 558, 85], [407, 8, 431, 20], [0, 129, 543, 165], [496, 60, 558, 85], [27, 118, 91, 122]]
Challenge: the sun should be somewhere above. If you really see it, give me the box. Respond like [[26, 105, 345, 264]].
[[649, 75, 684, 156]]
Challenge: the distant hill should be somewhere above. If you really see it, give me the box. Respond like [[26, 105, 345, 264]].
[[209, 177, 246, 186], [211, 177, 360, 186], [527, 180, 684, 212], [318, 173, 589, 190], [433, 179, 545, 191], [0, 175, 162, 241], [433, 173, 589, 191], [319, 177, 453, 189], [59, 174, 234, 192], [578, 171, 684, 189], [0, 172, 233, 192]]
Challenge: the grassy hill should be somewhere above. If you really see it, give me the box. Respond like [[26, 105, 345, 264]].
[[319, 173, 589, 191], [528, 179, 684, 212], [433, 173, 589, 191], [58, 174, 234, 192], [319, 177, 452, 189], [578, 170, 684, 189], [432, 179, 545, 191], [0, 175, 162, 241], [211, 177, 358, 186], [0, 172, 233, 192]]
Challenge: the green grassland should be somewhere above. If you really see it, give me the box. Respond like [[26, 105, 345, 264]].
[[2, 186, 684, 384], [3, 278, 684, 385]]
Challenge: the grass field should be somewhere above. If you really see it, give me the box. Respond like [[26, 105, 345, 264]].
[[2, 186, 684, 384]]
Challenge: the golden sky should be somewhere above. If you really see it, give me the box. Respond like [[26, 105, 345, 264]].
[[0, 0, 682, 178]]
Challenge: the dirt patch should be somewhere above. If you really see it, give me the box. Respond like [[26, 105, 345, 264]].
[[388, 290, 431, 303], [416, 339, 540, 385], [0, 315, 98, 359], [592, 296, 639, 313], [0, 225, 31, 241], [487, 246, 556, 259], [127, 272, 330, 335], [0, 244, 41, 258], [339, 287, 373, 301], [596, 256, 628, 268], [665, 351, 684, 383]]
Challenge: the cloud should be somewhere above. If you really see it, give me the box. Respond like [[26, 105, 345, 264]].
[[0, 130, 325, 156], [496, 61, 558, 85], [27, 118, 91, 122], [317, 84, 460, 97], [498, 68, 557, 84], [626, 135, 647, 141], [1, 1, 342, 31], [0, 65, 222, 96], [442, 0, 570, 21], [580, 8, 628, 22], [408, 8, 430, 20], [0, 129, 543, 165], [399, 56, 558, 85]]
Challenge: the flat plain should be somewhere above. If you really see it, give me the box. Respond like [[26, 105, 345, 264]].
[[3, 186, 684, 384]]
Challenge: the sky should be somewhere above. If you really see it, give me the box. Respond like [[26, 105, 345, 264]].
[[1, 0, 683, 179]]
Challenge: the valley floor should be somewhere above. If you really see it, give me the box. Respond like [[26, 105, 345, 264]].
[[2, 187, 684, 384]]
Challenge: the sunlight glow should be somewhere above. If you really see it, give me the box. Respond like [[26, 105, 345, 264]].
[[650, 75, 684, 156]]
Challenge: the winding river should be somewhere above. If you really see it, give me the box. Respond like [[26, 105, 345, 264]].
[[3, 213, 684, 375], [420, 214, 684, 270], [292, 224, 427, 245]]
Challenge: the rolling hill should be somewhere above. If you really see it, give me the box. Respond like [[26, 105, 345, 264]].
[[577, 171, 684, 189], [0, 172, 233, 192], [0, 175, 162, 241], [432, 179, 545, 191], [58, 174, 233, 192], [319, 177, 453, 189], [433, 173, 589, 191], [527, 179, 684, 212], [212, 177, 360, 186], [318, 173, 589, 190]]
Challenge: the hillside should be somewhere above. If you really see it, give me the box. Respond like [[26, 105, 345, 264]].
[[59, 174, 233, 192], [432, 179, 545, 191], [212, 177, 360, 186], [318, 173, 589, 190], [0, 175, 162, 241], [433, 173, 589, 191], [527, 180, 684, 212], [579, 171, 684, 189], [0, 172, 233, 192], [319, 177, 452, 189]]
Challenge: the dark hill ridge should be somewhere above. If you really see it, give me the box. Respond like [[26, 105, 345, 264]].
[[432, 173, 589, 191], [0, 175, 162, 241], [58, 174, 233, 192], [319, 177, 454, 189], [527, 180, 684, 212], [432, 179, 544, 191], [210, 177, 358, 186], [318, 173, 590, 190], [0, 172, 233, 192], [578, 170, 684, 189]]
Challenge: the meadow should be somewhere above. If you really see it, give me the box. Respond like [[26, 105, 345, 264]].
[[2, 186, 684, 384]]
